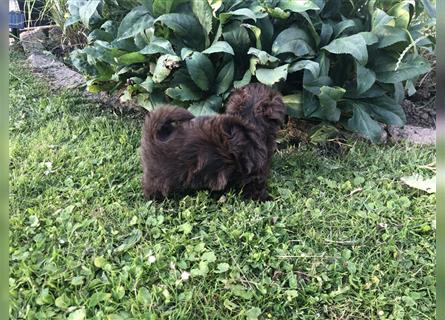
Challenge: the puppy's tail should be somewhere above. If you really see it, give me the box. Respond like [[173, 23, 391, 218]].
[[144, 105, 195, 142]]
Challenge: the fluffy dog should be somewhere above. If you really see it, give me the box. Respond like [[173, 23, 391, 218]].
[[140, 83, 285, 201]]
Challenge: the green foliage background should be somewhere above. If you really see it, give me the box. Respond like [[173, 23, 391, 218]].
[[67, 0, 435, 141]]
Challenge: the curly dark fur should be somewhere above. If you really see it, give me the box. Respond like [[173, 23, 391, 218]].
[[140, 83, 285, 201]]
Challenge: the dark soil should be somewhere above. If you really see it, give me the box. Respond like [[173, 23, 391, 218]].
[[401, 52, 436, 128]]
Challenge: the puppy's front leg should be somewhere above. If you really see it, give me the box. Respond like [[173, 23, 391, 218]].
[[242, 175, 272, 201]]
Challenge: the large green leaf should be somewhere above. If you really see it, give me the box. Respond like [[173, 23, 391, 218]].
[[302, 90, 319, 117], [356, 62, 376, 95], [155, 14, 205, 50], [256, 17, 274, 51], [139, 0, 153, 12], [366, 95, 406, 124], [100, 20, 118, 36], [249, 57, 260, 75], [255, 64, 289, 86], [303, 74, 332, 94], [70, 49, 96, 75], [79, 0, 101, 29], [115, 52, 147, 65], [66, 0, 87, 27], [137, 90, 166, 111], [388, 1, 414, 29], [266, 7, 290, 19], [310, 86, 345, 122], [208, 0, 222, 17], [111, 37, 140, 52], [320, 23, 333, 46], [180, 47, 194, 60], [222, 23, 251, 56], [333, 19, 357, 38], [88, 29, 114, 43], [345, 84, 386, 99], [283, 93, 303, 118], [278, 0, 319, 12], [372, 8, 395, 30], [242, 23, 262, 49], [188, 96, 223, 116], [375, 55, 431, 84], [185, 52, 215, 91], [359, 32, 379, 46], [322, 33, 369, 64], [117, 6, 154, 41], [297, 11, 320, 46], [202, 41, 235, 55], [165, 84, 203, 101], [289, 60, 320, 77], [233, 70, 252, 88], [152, 54, 181, 83], [347, 104, 383, 143], [140, 75, 154, 93], [247, 48, 279, 65], [83, 41, 118, 65], [272, 25, 314, 57], [215, 59, 234, 94], [375, 26, 408, 48], [152, 0, 176, 17], [139, 38, 175, 55], [219, 8, 257, 24], [192, 0, 213, 35], [366, 103, 404, 126], [134, 29, 154, 49]]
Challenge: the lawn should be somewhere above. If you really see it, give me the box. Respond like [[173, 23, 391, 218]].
[[9, 51, 436, 319]]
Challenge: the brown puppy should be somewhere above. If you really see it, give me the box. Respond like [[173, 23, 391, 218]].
[[140, 83, 285, 201]]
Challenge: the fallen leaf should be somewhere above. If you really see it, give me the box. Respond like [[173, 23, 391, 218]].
[[401, 174, 436, 193]]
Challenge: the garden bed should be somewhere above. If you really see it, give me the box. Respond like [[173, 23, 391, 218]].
[[15, 26, 436, 145]]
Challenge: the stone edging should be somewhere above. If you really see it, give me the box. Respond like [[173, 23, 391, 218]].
[[19, 27, 142, 112], [18, 27, 436, 145]]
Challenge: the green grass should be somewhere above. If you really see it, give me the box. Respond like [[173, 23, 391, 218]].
[[9, 51, 436, 319]]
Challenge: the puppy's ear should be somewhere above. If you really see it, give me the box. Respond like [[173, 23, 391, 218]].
[[255, 95, 286, 124]]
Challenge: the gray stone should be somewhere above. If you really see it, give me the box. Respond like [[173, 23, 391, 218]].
[[27, 52, 85, 89], [20, 28, 46, 54], [387, 125, 436, 145]]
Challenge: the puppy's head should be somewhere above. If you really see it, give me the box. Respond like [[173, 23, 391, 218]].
[[225, 83, 286, 132]]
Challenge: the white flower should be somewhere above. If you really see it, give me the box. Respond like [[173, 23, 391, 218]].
[[181, 271, 190, 281], [148, 255, 156, 264]]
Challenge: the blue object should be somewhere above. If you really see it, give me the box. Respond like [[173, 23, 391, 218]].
[[9, 11, 25, 29], [9, 0, 24, 30]]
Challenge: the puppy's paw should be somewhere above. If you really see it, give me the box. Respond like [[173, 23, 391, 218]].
[[258, 193, 273, 202], [244, 189, 273, 202]]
